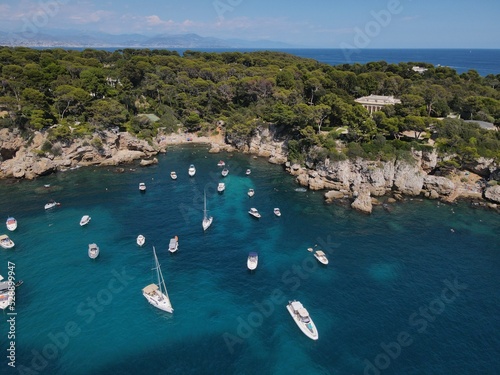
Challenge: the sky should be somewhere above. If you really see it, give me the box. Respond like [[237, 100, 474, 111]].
[[0, 0, 499, 48]]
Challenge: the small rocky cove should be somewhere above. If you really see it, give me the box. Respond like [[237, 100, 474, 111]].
[[1, 126, 499, 213]]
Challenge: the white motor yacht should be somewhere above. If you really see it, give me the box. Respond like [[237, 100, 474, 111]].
[[137, 235, 146, 247], [168, 236, 179, 253], [188, 164, 196, 176], [88, 243, 100, 259], [6, 217, 17, 231], [221, 168, 229, 177], [248, 208, 261, 218], [0, 235, 15, 249], [170, 171, 178, 180], [247, 252, 258, 270], [246, 169, 251, 175], [80, 215, 91, 226], [314, 250, 329, 265], [139, 182, 146, 192], [247, 189, 255, 197], [286, 300, 319, 340], [274, 208, 281, 217], [218, 182, 225, 193], [44, 200, 60, 210]]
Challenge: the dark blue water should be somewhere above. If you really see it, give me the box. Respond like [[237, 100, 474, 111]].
[[176, 48, 500, 76], [0, 144, 499, 374]]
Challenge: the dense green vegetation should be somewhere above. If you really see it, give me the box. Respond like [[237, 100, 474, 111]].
[[0, 46, 499, 165]]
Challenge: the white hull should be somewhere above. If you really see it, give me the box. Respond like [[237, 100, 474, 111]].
[[139, 183, 146, 191], [221, 168, 229, 177], [168, 236, 179, 253], [143, 291, 173, 312], [246, 169, 251, 175], [44, 201, 59, 210], [314, 251, 329, 265], [6, 218, 17, 231], [80, 215, 91, 226], [248, 209, 261, 218], [170, 172, 177, 180], [143, 247, 173, 313], [88, 243, 99, 259], [247, 253, 258, 270], [0, 235, 15, 249], [274, 208, 281, 217], [248, 189, 255, 197], [287, 301, 318, 340], [188, 165, 196, 176], [137, 235, 145, 247], [218, 183, 225, 193], [202, 216, 213, 231]]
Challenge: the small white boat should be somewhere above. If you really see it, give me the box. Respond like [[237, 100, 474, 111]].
[[202, 191, 213, 231], [6, 217, 17, 231], [44, 200, 60, 210], [247, 252, 258, 270], [247, 189, 255, 197], [246, 169, 251, 175], [188, 164, 196, 176], [248, 208, 261, 218], [44, 184, 50, 188], [0, 234, 15, 249], [88, 243, 99, 259], [0, 276, 13, 310], [137, 235, 146, 247], [139, 182, 146, 192], [295, 187, 307, 192], [142, 246, 173, 313], [218, 182, 225, 193], [217, 160, 225, 167], [170, 171, 177, 180], [79, 215, 91, 226], [221, 168, 229, 177], [168, 236, 179, 253], [286, 300, 318, 340], [274, 208, 281, 217], [314, 250, 329, 265]]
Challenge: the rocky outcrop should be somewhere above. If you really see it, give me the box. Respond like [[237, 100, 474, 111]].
[[226, 124, 289, 165], [351, 190, 373, 214], [0, 129, 161, 179], [484, 185, 500, 203], [423, 175, 455, 196]]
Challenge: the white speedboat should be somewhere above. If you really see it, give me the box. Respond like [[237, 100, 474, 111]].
[[274, 208, 281, 217], [0, 234, 15, 249], [248, 208, 261, 218], [44, 200, 60, 210], [314, 250, 329, 265], [247, 252, 258, 270], [137, 235, 146, 247], [188, 164, 196, 176], [0, 277, 13, 310], [286, 300, 319, 340], [142, 246, 173, 313], [6, 217, 17, 231], [218, 182, 225, 193], [88, 243, 99, 259], [80, 215, 91, 226], [246, 169, 251, 175], [170, 171, 177, 180], [168, 236, 179, 253], [217, 160, 225, 167], [202, 191, 213, 231], [247, 189, 255, 197], [139, 182, 146, 192], [221, 168, 229, 177]]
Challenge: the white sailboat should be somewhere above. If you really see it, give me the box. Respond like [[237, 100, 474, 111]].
[[202, 191, 213, 231], [142, 246, 173, 313]]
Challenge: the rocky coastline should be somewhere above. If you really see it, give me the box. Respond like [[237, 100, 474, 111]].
[[0, 126, 499, 213]]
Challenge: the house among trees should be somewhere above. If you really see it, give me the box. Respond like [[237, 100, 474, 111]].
[[354, 95, 401, 114]]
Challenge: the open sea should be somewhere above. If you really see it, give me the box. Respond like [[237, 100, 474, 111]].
[[0, 144, 499, 375], [173, 48, 500, 76]]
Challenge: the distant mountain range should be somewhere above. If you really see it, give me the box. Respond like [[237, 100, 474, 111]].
[[0, 30, 296, 49]]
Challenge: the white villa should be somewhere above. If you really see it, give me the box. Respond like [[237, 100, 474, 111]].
[[354, 95, 401, 114]]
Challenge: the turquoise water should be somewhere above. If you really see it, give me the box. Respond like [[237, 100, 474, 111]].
[[0, 144, 499, 375]]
